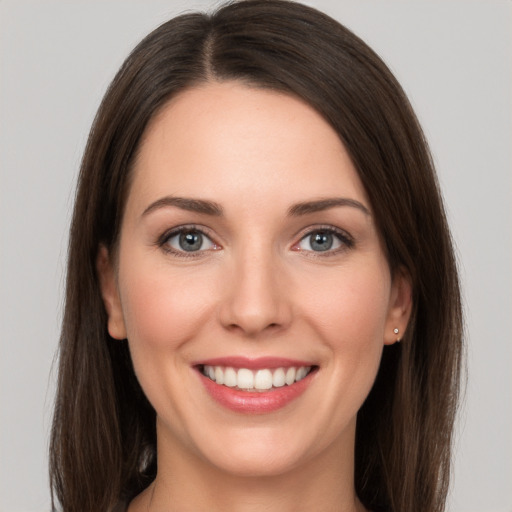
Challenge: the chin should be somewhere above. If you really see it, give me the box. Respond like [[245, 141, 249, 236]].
[[202, 442, 309, 478], [186, 418, 347, 480]]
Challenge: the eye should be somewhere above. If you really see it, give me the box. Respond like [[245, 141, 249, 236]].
[[294, 228, 353, 253], [162, 228, 218, 254]]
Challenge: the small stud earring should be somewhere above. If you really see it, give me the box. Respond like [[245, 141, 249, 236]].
[[393, 328, 399, 335]]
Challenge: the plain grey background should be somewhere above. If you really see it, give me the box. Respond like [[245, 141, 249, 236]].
[[0, 1, 510, 511]]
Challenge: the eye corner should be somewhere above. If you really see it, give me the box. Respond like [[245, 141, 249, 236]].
[[289, 241, 302, 252]]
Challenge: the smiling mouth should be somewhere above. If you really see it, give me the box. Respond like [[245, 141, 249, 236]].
[[199, 365, 317, 392]]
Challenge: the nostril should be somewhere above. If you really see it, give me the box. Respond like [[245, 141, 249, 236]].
[[223, 321, 283, 338]]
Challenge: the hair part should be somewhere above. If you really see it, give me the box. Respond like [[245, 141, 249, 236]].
[[50, 2, 463, 511]]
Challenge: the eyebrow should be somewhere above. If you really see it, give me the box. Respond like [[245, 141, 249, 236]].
[[287, 198, 370, 216], [141, 196, 369, 218], [142, 196, 224, 217]]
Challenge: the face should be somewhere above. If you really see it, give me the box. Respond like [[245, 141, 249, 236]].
[[99, 82, 411, 478]]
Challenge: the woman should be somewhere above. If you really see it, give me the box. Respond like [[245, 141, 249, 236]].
[[49, 1, 463, 511]]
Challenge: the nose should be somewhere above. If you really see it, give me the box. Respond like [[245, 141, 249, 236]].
[[218, 247, 292, 337]]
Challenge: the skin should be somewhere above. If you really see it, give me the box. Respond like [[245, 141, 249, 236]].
[[98, 81, 412, 512]]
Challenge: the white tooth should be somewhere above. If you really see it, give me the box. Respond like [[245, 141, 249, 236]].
[[206, 365, 215, 380], [272, 368, 286, 387], [254, 369, 273, 390], [224, 367, 237, 387], [295, 367, 307, 381], [214, 366, 224, 385], [237, 368, 254, 389], [285, 367, 296, 385]]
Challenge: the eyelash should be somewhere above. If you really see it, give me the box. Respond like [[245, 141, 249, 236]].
[[157, 224, 354, 258], [292, 225, 354, 257]]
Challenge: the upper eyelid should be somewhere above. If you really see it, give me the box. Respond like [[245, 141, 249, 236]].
[[293, 224, 353, 243], [158, 224, 216, 243]]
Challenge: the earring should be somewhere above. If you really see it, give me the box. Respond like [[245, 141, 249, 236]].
[[393, 327, 401, 342]]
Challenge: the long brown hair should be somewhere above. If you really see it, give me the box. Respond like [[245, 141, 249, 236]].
[[50, 1, 463, 511]]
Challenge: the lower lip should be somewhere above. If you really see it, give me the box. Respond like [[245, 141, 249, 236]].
[[198, 369, 316, 414]]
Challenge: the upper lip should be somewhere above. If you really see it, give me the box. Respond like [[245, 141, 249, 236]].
[[192, 356, 316, 370]]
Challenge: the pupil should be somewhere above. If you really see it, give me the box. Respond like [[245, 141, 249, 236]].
[[179, 231, 202, 251], [311, 232, 333, 251]]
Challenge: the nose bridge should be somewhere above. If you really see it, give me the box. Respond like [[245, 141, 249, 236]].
[[219, 239, 291, 336]]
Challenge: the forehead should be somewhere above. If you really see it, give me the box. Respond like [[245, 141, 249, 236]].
[[128, 81, 369, 214]]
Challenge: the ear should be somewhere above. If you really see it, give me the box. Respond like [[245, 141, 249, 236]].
[[96, 245, 127, 340], [384, 266, 413, 345]]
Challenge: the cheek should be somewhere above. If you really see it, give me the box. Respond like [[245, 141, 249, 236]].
[[117, 261, 220, 422], [119, 262, 216, 354], [303, 262, 391, 421], [300, 260, 391, 365]]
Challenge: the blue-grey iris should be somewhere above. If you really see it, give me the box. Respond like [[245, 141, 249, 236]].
[[179, 231, 203, 251], [310, 231, 333, 251]]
